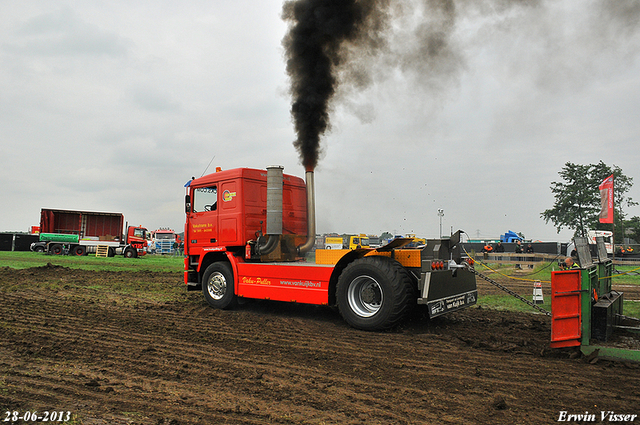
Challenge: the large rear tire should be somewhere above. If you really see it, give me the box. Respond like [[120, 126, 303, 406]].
[[49, 244, 63, 255], [336, 256, 416, 331], [202, 262, 237, 309]]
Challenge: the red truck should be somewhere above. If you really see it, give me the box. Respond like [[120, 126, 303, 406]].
[[184, 166, 477, 330], [153, 228, 181, 254], [38, 208, 148, 258]]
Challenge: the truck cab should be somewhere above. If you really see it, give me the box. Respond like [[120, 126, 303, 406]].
[[348, 235, 369, 249], [153, 229, 178, 254], [126, 226, 149, 257]]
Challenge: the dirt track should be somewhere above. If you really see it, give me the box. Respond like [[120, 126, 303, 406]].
[[1, 265, 639, 425]]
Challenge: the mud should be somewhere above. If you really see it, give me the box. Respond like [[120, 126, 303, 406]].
[[1, 265, 639, 424]]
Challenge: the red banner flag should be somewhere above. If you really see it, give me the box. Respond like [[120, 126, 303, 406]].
[[599, 174, 614, 223]]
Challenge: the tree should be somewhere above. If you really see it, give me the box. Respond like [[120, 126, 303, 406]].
[[380, 232, 393, 241], [541, 161, 636, 237], [624, 216, 640, 244]]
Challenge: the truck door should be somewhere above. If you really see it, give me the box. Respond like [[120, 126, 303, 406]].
[[188, 185, 219, 250], [218, 180, 240, 244]]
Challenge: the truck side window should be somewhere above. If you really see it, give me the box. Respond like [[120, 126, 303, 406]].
[[193, 186, 217, 212]]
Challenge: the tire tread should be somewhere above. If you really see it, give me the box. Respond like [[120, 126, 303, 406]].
[[337, 256, 416, 330]]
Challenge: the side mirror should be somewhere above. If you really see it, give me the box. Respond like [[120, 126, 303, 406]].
[[185, 195, 191, 214]]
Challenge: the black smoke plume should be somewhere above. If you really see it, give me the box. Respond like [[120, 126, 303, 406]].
[[281, 0, 640, 171], [282, 0, 388, 171]]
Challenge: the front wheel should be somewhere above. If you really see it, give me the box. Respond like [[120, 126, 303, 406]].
[[124, 248, 137, 258], [336, 257, 416, 331], [202, 262, 237, 309]]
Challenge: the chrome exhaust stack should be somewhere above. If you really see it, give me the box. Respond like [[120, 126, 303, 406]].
[[297, 170, 316, 255], [256, 165, 283, 256]]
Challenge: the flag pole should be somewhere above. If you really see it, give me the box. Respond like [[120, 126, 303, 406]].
[[612, 176, 615, 257], [598, 174, 615, 256]]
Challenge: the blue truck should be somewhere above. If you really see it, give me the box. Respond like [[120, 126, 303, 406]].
[[500, 230, 523, 243]]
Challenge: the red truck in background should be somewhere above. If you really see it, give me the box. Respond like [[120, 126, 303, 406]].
[[183, 166, 477, 331], [153, 228, 181, 254], [38, 208, 148, 258]]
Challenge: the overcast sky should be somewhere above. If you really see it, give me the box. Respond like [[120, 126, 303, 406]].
[[2, 0, 640, 243]]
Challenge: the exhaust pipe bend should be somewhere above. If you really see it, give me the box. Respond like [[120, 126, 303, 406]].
[[257, 234, 279, 256]]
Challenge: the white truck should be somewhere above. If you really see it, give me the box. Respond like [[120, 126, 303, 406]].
[[566, 230, 613, 256], [588, 230, 613, 254]]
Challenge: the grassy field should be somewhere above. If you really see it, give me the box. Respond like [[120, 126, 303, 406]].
[[1, 252, 638, 317], [475, 260, 640, 284], [475, 261, 640, 317], [0, 251, 184, 272]]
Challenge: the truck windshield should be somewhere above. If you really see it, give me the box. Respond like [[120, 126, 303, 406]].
[[193, 186, 217, 212]]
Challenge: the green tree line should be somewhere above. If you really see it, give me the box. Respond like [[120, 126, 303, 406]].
[[541, 161, 639, 243]]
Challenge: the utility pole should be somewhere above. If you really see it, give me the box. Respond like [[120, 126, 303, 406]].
[[437, 209, 444, 238]]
